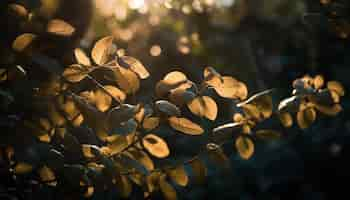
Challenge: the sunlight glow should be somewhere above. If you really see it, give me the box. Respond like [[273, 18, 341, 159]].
[[129, 0, 145, 10]]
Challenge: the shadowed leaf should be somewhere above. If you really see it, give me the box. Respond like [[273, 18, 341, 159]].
[[47, 19, 75, 36], [12, 33, 37, 52], [187, 96, 218, 120]]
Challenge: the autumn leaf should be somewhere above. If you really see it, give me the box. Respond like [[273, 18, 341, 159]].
[[187, 96, 218, 120], [168, 117, 204, 135], [74, 48, 91, 66], [47, 19, 75, 36], [235, 136, 254, 160], [91, 36, 114, 65], [12, 33, 37, 52], [118, 56, 149, 79], [142, 134, 170, 158]]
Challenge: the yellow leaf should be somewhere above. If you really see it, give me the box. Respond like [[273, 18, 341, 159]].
[[91, 36, 114, 65], [107, 135, 129, 155], [14, 162, 33, 174], [63, 64, 89, 83], [315, 103, 342, 116], [12, 33, 37, 52], [142, 117, 160, 131], [167, 165, 188, 187], [235, 136, 254, 160], [208, 76, 248, 100], [39, 166, 56, 186], [113, 66, 140, 94], [190, 158, 207, 184], [313, 75, 324, 89], [142, 134, 170, 158], [8, 4, 28, 18], [187, 96, 218, 120], [168, 117, 204, 135], [74, 48, 91, 66], [118, 56, 149, 79], [327, 81, 345, 96], [163, 71, 188, 85], [47, 19, 75, 36], [279, 112, 293, 128], [159, 175, 177, 200], [84, 186, 94, 198], [297, 107, 316, 129], [169, 88, 196, 106]]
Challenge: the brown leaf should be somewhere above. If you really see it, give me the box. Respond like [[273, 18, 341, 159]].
[[91, 36, 114, 65], [14, 162, 33, 174], [190, 158, 207, 184], [113, 66, 140, 94], [297, 107, 316, 129], [159, 175, 177, 200], [168, 88, 196, 106], [94, 85, 126, 112], [142, 117, 160, 131], [118, 56, 149, 79], [39, 166, 56, 186], [47, 19, 75, 36], [327, 81, 345, 96], [279, 112, 293, 128], [142, 134, 170, 158], [187, 96, 218, 120], [168, 117, 204, 135], [12, 33, 37, 52], [163, 71, 188, 85], [74, 48, 91, 66], [166, 165, 188, 187], [235, 136, 254, 160], [8, 4, 28, 18], [63, 64, 90, 83]]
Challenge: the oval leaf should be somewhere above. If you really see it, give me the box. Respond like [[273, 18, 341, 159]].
[[74, 48, 91, 66], [142, 134, 170, 158], [47, 19, 75, 36], [118, 56, 149, 79], [187, 96, 218, 120], [12, 33, 37, 52], [168, 117, 204, 135], [235, 136, 254, 160], [91, 36, 114, 65]]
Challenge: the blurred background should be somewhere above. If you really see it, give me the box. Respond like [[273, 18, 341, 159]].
[[85, 1, 350, 199], [1, 0, 350, 199]]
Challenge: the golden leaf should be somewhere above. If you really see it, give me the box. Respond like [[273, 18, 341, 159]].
[[107, 135, 129, 155], [128, 149, 155, 171], [39, 166, 56, 186], [14, 162, 33, 174], [187, 96, 218, 120], [163, 71, 188, 85], [167, 165, 188, 187], [327, 81, 345, 96], [118, 56, 149, 79], [74, 48, 91, 66], [142, 134, 170, 158], [47, 19, 75, 36], [168, 117, 204, 135], [113, 66, 140, 94], [63, 64, 89, 83], [91, 36, 114, 65], [8, 4, 28, 18], [297, 107, 316, 129], [12, 33, 37, 52], [235, 136, 254, 160], [313, 75, 324, 89], [190, 158, 207, 184], [142, 117, 160, 131], [279, 112, 293, 128], [315, 103, 342, 116], [84, 187, 94, 198], [208, 76, 248, 100], [159, 175, 177, 200]]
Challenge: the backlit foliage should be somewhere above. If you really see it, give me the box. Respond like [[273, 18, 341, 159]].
[[0, 2, 347, 199]]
